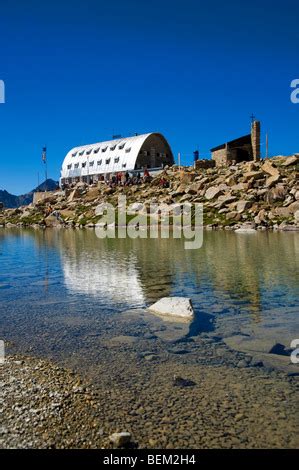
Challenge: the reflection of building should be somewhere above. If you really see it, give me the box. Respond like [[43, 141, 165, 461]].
[[211, 120, 261, 166], [63, 257, 145, 303], [28, 228, 298, 327], [61, 240, 146, 304], [60, 132, 174, 186]]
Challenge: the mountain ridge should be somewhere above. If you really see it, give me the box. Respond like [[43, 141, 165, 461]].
[[0, 179, 59, 208]]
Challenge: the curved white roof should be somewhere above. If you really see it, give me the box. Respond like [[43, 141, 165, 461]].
[[60, 132, 172, 180]]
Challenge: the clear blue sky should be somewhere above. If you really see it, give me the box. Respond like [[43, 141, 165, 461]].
[[0, 0, 298, 194]]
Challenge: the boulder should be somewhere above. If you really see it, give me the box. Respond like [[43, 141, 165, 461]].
[[262, 160, 280, 177], [226, 211, 241, 221], [217, 194, 236, 208], [236, 200, 252, 213], [84, 187, 99, 201], [265, 174, 280, 188], [282, 155, 298, 167], [243, 171, 263, 182], [205, 186, 223, 200], [231, 182, 250, 192], [148, 297, 194, 319], [254, 209, 267, 224], [44, 215, 62, 227]]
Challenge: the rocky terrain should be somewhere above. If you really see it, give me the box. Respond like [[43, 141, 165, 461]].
[[0, 156, 298, 230], [1, 330, 298, 449]]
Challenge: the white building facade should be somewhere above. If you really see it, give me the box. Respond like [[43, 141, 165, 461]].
[[60, 132, 174, 186]]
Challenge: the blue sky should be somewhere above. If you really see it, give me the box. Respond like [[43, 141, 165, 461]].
[[0, 0, 298, 194]]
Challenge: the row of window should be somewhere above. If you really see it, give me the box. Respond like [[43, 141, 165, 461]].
[[67, 158, 126, 170], [72, 144, 131, 157]]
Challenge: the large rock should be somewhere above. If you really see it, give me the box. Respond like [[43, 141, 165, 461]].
[[44, 215, 62, 227], [262, 161, 280, 177], [265, 174, 280, 188], [84, 187, 99, 201], [282, 155, 298, 167], [265, 185, 286, 203], [236, 200, 252, 213], [243, 171, 263, 182], [148, 297, 194, 319], [231, 182, 250, 191], [205, 186, 223, 200]]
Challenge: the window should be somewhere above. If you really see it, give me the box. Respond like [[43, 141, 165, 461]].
[[102, 146, 108, 152], [67, 164, 72, 170], [118, 143, 125, 149], [125, 147, 131, 153], [79, 150, 84, 156], [114, 157, 120, 163], [110, 145, 116, 151], [82, 162, 86, 168], [74, 163, 79, 169], [122, 163, 127, 168], [72, 152, 77, 157], [97, 159, 102, 166], [94, 148, 100, 153], [105, 158, 111, 164], [86, 149, 92, 155], [89, 161, 94, 166]]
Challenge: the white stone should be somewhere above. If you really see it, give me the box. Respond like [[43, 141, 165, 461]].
[[205, 186, 223, 200], [148, 297, 194, 319]]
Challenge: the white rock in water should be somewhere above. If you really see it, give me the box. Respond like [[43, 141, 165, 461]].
[[148, 297, 194, 319]]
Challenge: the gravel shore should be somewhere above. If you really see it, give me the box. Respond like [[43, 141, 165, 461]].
[[1, 352, 298, 449], [0, 355, 102, 448]]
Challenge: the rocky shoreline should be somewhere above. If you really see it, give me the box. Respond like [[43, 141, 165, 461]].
[[0, 155, 298, 231], [1, 347, 298, 449]]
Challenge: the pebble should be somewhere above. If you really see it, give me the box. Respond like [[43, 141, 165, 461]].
[[109, 432, 132, 447]]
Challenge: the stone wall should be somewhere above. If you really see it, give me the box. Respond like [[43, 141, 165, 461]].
[[33, 191, 55, 205], [195, 159, 216, 169], [212, 147, 228, 166]]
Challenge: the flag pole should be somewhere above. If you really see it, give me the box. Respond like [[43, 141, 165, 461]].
[[42, 146, 47, 192]]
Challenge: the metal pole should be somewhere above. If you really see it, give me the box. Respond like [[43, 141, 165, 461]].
[[266, 133, 268, 159], [45, 159, 48, 192]]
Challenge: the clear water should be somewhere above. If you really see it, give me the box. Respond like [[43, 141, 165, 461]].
[[0, 228, 298, 366]]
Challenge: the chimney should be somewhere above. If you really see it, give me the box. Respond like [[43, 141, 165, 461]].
[[251, 120, 261, 161]]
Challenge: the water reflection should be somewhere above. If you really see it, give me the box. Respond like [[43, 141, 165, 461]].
[[52, 229, 299, 317], [1, 228, 298, 332]]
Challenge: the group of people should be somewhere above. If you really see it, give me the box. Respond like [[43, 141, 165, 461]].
[[106, 168, 152, 188], [61, 167, 170, 190]]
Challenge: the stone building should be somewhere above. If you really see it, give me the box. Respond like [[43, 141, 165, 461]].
[[60, 132, 174, 186], [211, 120, 261, 166]]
